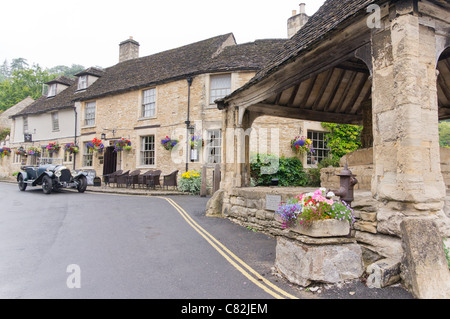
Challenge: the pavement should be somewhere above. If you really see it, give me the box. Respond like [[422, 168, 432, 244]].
[[1, 179, 415, 299]]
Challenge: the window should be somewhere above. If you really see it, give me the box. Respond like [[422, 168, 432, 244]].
[[78, 75, 88, 90], [307, 131, 330, 165], [48, 84, 57, 97], [210, 74, 231, 105], [206, 130, 222, 164], [140, 135, 155, 166], [23, 116, 28, 134], [85, 102, 96, 126], [51, 112, 59, 131], [142, 88, 156, 118], [83, 142, 93, 167], [64, 151, 73, 163]]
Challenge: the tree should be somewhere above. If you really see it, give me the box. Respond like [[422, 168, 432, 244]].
[[0, 60, 10, 81], [47, 64, 85, 78], [0, 63, 56, 111], [321, 123, 363, 159]]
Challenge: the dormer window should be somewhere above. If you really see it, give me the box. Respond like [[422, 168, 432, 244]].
[[78, 75, 88, 90], [48, 84, 57, 97]]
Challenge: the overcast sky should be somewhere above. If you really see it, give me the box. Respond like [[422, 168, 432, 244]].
[[0, 1, 325, 70]]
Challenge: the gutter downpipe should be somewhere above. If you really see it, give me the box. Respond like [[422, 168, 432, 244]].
[[73, 107, 77, 170], [185, 77, 193, 173]]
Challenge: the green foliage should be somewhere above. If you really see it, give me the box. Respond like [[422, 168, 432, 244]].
[[0, 128, 10, 141], [305, 156, 341, 187], [439, 121, 450, 148], [47, 64, 86, 78], [0, 62, 57, 111], [179, 170, 201, 195], [250, 154, 308, 187], [321, 123, 363, 158]]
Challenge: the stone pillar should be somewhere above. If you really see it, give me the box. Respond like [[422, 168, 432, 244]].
[[371, 4, 446, 236], [361, 99, 373, 149]]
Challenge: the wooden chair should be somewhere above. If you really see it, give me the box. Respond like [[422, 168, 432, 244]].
[[137, 170, 154, 188], [116, 170, 130, 188], [147, 170, 162, 189], [163, 170, 179, 190], [126, 170, 141, 188], [104, 170, 123, 187]]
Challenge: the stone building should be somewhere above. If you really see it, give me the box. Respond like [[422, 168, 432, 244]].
[[213, 0, 450, 297]]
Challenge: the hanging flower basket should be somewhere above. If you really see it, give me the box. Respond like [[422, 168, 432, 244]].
[[46, 142, 61, 154], [114, 138, 132, 152], [64, 143, 79, 154], [27, 147, 41, 156], [87, 138, 105, 153], [161, 136, 179, 151], [16, 147, 27, 156], [291, 136, 314, 155], [0, 147, 11, 158], [190, 135, 204, 149]]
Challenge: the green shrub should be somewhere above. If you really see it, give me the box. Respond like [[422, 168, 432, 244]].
[[250, 154, 308, 187], [178, 170, 201, 195], [444, 238, 450, 270]]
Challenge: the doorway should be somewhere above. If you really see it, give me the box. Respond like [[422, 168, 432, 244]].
[[103, 146, 117, 176]]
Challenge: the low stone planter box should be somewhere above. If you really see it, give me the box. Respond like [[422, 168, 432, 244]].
[[275, 215, 350, 238]]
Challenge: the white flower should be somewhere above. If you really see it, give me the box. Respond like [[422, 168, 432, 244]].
[[327, 191, 335, 198]]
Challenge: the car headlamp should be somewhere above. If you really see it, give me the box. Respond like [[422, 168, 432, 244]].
[[55, 170, 62, 177], [71, 170, 77, 177]]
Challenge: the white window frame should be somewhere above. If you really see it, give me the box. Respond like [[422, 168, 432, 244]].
[[78, 75, 88, 90], [210, 74, 231, 105], [82, 142, 93, 167], [48, 84, 57, 97], [307, 131, 330, 166], [142, 88, 156, 118], [84, 102, 96, 127], [64, 150, 73, 163], [51, 112, 59, 131], [23, 116, 28, 134], [206, 129, 222, 164], [140, 135, 155, 166]]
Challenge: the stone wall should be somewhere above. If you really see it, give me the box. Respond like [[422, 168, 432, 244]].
[[216, 186, 397, 267], [321, 147, 450, 191]]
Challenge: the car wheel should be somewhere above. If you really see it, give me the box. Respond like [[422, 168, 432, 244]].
[[18, 174, 27, 192], [77, 176, 87, 193], [42, 175, 53, 194]]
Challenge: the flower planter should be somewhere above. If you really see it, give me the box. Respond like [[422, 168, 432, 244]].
[[291, 219, 350, 238], [275, 214, 350, 238]]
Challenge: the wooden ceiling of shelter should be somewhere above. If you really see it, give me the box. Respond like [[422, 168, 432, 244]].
[[250, 57, 370, 125], [250, 50, 450, 124], [437, 48, 450, 120]]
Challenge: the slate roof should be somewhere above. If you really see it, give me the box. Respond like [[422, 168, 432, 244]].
[[12, 81, 77, 118], [14, 33, 286, 116], [45, 75, 75, 86], [75, 34, 286, 101], [221, 0, 378, 102]]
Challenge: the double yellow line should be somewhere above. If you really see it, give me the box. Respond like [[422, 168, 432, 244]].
[[160, 196, 298, 300]]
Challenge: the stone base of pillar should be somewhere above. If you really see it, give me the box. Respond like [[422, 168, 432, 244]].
[[275, 236, 364, 287]]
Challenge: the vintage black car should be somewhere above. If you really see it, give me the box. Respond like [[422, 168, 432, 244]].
[[17, 162, 88, 194]]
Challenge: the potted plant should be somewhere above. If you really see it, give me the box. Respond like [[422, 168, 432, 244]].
[[161, 136, 179, 151], [291, 136, 314, 155], [87, 138, 104, 154], [46, 142, 61, 154], [114, 138, 132, 152], [64, 143, 79, 154], [179, 170, 201, 195], [16, 147, 27, 156], [0, 147, 11, 158], [27, 146, 41, 156], [275, 188, 355, 238]]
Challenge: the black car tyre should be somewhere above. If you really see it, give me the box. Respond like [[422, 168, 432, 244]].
[[77, 175, 87, 193], [18, 174, 27, 191], [42, 175, 53, 194]]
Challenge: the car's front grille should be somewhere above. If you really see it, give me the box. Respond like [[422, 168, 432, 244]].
[[60, 169, 72, 183]]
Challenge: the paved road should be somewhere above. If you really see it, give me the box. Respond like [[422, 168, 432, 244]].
[[0, 182, 413, 301]]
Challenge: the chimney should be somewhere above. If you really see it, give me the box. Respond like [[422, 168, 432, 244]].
[[287, 3, 310, 38], [119, 36, 140, 63]]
